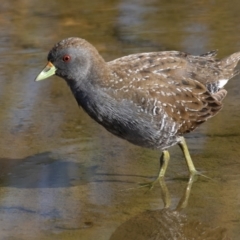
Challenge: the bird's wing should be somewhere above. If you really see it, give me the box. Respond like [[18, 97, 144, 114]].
[[106, 51, 222, 134]]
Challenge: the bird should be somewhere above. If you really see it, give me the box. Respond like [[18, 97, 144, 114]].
[[35, 37, 240, 185]]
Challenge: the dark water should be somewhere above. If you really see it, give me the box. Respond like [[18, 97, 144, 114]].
[[0, 0, 240, 239]]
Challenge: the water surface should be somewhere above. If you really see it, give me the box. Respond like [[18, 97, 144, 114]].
[[0, 0, 240, 239]]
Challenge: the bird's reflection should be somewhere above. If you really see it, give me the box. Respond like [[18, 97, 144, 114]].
[[110, 177, 230, 240], [159, 174, 196, 210]]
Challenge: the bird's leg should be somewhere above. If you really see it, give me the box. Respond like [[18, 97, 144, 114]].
[[139, 150, 170, 189], [178, 137, 211, 180], [178, 137, 197, 174], [158, 150, 170, 178], [178, 136, 201, 182]]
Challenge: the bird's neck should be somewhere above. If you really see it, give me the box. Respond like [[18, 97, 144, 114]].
[[67, 75, 110, 123], [66, 52, 113, 121]]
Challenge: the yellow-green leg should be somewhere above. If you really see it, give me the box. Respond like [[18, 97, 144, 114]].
[[158, 150, 170, 178], [139, 150, 170, 189], [139, 136, 209, 190], [178, 136, 203, 182], [178, 136, 197, 175]]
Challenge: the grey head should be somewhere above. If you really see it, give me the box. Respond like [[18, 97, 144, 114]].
[[35, 37, 106, 87]]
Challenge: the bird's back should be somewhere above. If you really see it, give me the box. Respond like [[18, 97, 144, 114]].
[[95, 50, 240, 148]]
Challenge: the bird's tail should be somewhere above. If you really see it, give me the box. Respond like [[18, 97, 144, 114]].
[[212, 89, 227, 102], [220, 52, 240, 79]]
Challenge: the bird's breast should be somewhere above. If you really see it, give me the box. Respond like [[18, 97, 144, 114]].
[[74, 88, 180, 149]]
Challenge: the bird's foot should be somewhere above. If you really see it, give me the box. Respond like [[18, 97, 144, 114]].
[[189, 170, 213, 182], [138, 177, 163, 190]]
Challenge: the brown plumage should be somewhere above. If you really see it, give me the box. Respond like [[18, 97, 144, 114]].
[[35, 37, 240, 181]]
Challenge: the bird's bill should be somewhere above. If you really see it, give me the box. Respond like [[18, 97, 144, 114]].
[[35, 62, 56, 81]]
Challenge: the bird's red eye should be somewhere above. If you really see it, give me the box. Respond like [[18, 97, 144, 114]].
[[62, 55, 71, 62]]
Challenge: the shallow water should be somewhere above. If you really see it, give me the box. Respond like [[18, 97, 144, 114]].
[[0, 0, 240, 239]]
